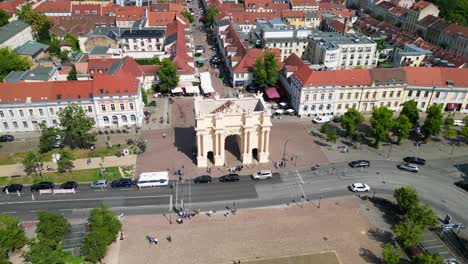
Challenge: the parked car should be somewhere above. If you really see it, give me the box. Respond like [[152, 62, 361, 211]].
[[194, 175, 213, 184], [398, 162, 419, 172], [60, 181, 78, 189], [0, 134, 14, 142], [403, 157, 426, 165], [252, 170, 273, 180], [2, 184, 23, 193], [454, 180, 468, 192], [90, 179, 108, 188], [349, 160, 370, 168], [453, 120, 464, 127], [111, 178, 134, 188], [53, 135, 62, 148], [31, 182, 54, 192], [219, 174, 240, 182], [148, 101, 157, 107], [313, 115, 334, 123], [349, 183, 370, 192]]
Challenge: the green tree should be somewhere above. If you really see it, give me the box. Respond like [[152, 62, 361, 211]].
[[63, 33, 80, 52], [382, 243, 402, 264], [157, 58, 179, 93], [443, 114, 457, 138], [263, 50, 279, 87], [340, 108, 364, 138], [412, 253, 444, 264], [393, 186, 419, 213], [16, 3, 32, 20], [392, 114, 412, 144], [0, 214, 27, 252], [22, 151, 44, 175], [57, 147, 74, 173], [376, 15, 384, 21], [253, 57, 268, 89], [24, 239, 66, 264], [395, 220, 423, 248], [463, 115, 468, 126], [0, 9, 10, 27], [370, 106, 394, 147], [35, 211, 70, 244], [326, 127, 337, 144], [66, 65, 77, 80], [320, 122, 330, 134], [422, 104, 443, 140], [16, 4, 51, 40], [0, 249, 11, 264], [462, 126, 468, 139], [148, 56, 160, 65], [205, 5, 219, 25], [408, 204, 438, 228], [38, 123, 59, 153], [0, 48, 30, 81], [59, 103, 96, 149], [80, 229, 107, 263], [47, 35, 60, 55], [400, 100, 419, 126], [181, 11, 195, 23], [141, 88, 148, 105]]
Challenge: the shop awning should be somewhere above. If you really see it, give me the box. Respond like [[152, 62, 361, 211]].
[[275, 109, 285, 114], [183, 86, 200, 94], [445, 103, 460, 111], [265, 87, 281, 99], [171, 87, 183, 94], [200, 72, 215, 94], [195, 57, 205, 63]]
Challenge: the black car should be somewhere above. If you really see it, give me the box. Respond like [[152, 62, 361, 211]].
[[60, 181, 78, 189], [148, 101, 157, 107], [111, 178, 134, 188], [454, 180, 468, 192], [194, 175, 212, 184], [0, 135, 14, 142], [2, 184, 23, 193], [349, 160, 370, 168], [403, 157, 426, 165], [219, 174, 240, 182], [30, 182, 54, 192]]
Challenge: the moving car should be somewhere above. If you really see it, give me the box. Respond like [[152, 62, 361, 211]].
[[219, 174, 240, 182], [403, 157, 426, 165], [252, 170, 273, 180], [2, 184, 23, 193], [194, 175, 213, 184], [349, 160, 370, 168], [398, 162, 419, 172], [111, 178, 134, 188], [60, 181, 78, 189], [313, 115, 334, 123], [454, 180, 468, 192], [349, 183, 370, 192], [31, 182, 54, 192], [0, 134, 14, 142], [90, 179, 108, 188]]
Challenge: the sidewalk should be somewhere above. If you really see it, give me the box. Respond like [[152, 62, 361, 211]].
[[0, 155, 137, 177]]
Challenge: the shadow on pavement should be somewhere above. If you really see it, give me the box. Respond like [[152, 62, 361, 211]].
[[359, 248, 382, 264], [367, 227, 394, 245], [174, 127, 196, 164], [368, 197, 401, 228]]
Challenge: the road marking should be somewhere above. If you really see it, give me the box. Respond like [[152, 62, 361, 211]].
[[0, 195, 172, 205], [295, 170, 305, 184], [441, 199, 456, 206], [3, 211, 16, 214], [424, 245, 444, 249]]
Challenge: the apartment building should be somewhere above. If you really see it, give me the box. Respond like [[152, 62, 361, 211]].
[[119, 29, 166, 58], [303, 32, 379, 70], [0, 20, 33, 50], [438, 24, 468, 57], [290, 0, 318, 11], [403, 0, 439, 33]]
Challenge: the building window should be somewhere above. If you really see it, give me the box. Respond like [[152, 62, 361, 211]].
[[320, 94, 325, 100], [103, 116, 109, 123], [111, 104, 116, 111], [129, 103, 134, 110], [9, 110, 14, 117], [424, 91, 429, 97], [39, 109, 44, 116], [112, 116, 118, 123], [29, 109, 33, 116], [101, 105, 106, 112], [354, 92, 359, 99], [394, 101, 398, 107], [363, 103, 367, 110], [12, 121, 18, 128], [389, 91, 394, 98], [49, 108, 54, 115], [372, 92, 377, 99], [345, 104, 349, 109], [387, 102, 391, 107], [337, 104, 342, 110], [52, 120, 57, 125], [120, 103, 125, 111], [326, 104, 331, 110], [328, 93, 332, 100], [3, 122, 8, 129], [19, 110, 24, 117], [303, 105, 308, 111], [435, 92, 440, 98], [380, 102, 384, 106], [421, 102, 426, 108], [0, 111, 3, 117], [339, 93, 344, 100], [365, 92, 369, 99], [313, 94, 317, 101], [311, 105, 316, 111], [318, 105, 323, 110], [397, 91, 401, 97], [23, 121, 28, 128], [346, 93, 351, 99], [130, 115, 136, 121], [416, 91, 420, 97], [407, 91, 413, 97], [352, 103, 357, 109], [88, 106, 93, 112]]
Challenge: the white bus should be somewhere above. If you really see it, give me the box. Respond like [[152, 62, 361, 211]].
[[136, 172, 169, 188]]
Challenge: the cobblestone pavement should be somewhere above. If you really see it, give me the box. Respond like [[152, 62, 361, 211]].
[[141, 97, 171, 130], [103, 197, 383, 264]]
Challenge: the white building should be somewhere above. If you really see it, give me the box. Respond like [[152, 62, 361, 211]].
[[119, 29, 166, 59], [0, 20, 33, 50]]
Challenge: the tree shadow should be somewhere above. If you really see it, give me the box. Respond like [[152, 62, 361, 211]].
[[367, 227, 394, 245], [313, 140, 330, 147], [368, 197, 402, 227], [359, 248, 383, 264], [174, 127, 197, 164], [454, 163, 468, 182]]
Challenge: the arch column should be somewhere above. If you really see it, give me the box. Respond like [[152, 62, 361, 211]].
[[214, 132, 225, 166], [258, 129, 270, 163], [196, 132, 208, 167], [242, 129, 253, 165]]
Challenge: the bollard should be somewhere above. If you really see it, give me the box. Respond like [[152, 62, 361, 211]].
[[17, 190, 20, 197]]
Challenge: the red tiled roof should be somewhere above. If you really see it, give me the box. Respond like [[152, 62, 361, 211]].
[[169, 19, 194, 75], [405, 67, 468, 87], [0, 2, 16, 15], [226, 11, 278, 25], [88, 58, 119, 76], [92, 71, 140, 96], [147, 11, 176, 27], [139, 65, 158, 75], [328, 19, 349, 33], [388, 6, 408, 16], [114, 6, 148, 21], [442, 23, 468, 38], [410, 0, 431, 11], [151, 3, 185, 13], [35, 1, 71, 13], [281, 10, 304, 19], [291, 0, 317, 6], [49, 16, 115, 38], [244, 0, 272, 9], [234, 48, 281, 73], [71, 4, 102, 16], [271, 3, 290, 11]]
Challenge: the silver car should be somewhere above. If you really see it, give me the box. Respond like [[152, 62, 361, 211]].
[[252, 170, 273, 180], [90, 179, 108, 188], [398, 162, 419, 172]]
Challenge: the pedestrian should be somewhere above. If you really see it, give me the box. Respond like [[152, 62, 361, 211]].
[[167, 235, 172, 242], [120, 232, 125, 240], [163, 132, 167, 138]]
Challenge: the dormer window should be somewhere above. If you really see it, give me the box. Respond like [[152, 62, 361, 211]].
[[56, 94, 62, 100], [99, 89, 104, 94]]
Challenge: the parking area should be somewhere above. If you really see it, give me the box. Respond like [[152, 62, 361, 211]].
[[420, 229, 457, 261]]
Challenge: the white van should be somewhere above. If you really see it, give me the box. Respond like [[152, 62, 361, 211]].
[[137, 172, 169, 188], [313, 115, 334, 123]]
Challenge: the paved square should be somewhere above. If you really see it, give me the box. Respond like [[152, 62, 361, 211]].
[[104, 197, 382, 264]]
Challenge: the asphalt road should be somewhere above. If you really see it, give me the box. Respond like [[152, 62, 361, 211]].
[[1, 158, 467, 223]]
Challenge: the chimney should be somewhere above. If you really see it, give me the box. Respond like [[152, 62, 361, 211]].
[[342, 17, 348, 36]]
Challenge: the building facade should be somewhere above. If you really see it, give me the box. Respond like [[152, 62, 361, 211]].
[[0, 20, 33, 50]]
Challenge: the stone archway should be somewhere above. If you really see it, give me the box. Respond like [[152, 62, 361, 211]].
[[194, 93, 272, 168], [224, 134, 242, 165]]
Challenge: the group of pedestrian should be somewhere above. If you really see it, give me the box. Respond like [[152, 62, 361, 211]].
[[145, 235, 173, 245]]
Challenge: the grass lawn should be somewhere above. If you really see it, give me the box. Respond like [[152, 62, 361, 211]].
[[0, 145, 126, 166], [0, 167, 122, 185]]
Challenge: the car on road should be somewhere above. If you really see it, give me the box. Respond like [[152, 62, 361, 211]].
[[60, 181, 78, 189], [2, 184, 23, 193], [147, 101, 157, 107], [403, 157, 426, 165], [398, 162, 419, 172], [454, 180, 468, 192], [313, 115, 334, 123], [31, 182, 54, 192], [349, 160, 370, 168], [194, 175, 213, 184], [0, 134, 14, 142], [219, 174, 240, 182], [349, 183, 370, 192], [90, 179, 108, 188], [252, 170, 273, 180], [111, 178, 134, 188]]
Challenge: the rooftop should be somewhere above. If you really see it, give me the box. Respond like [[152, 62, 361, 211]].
[[14, 41, 49, 56], [120, 29, 165, 38], [0, 20, 30, 45], [3, 66, 56, 83]]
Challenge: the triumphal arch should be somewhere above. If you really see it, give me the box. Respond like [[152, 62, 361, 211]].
[[194, 93, 272, 167]]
